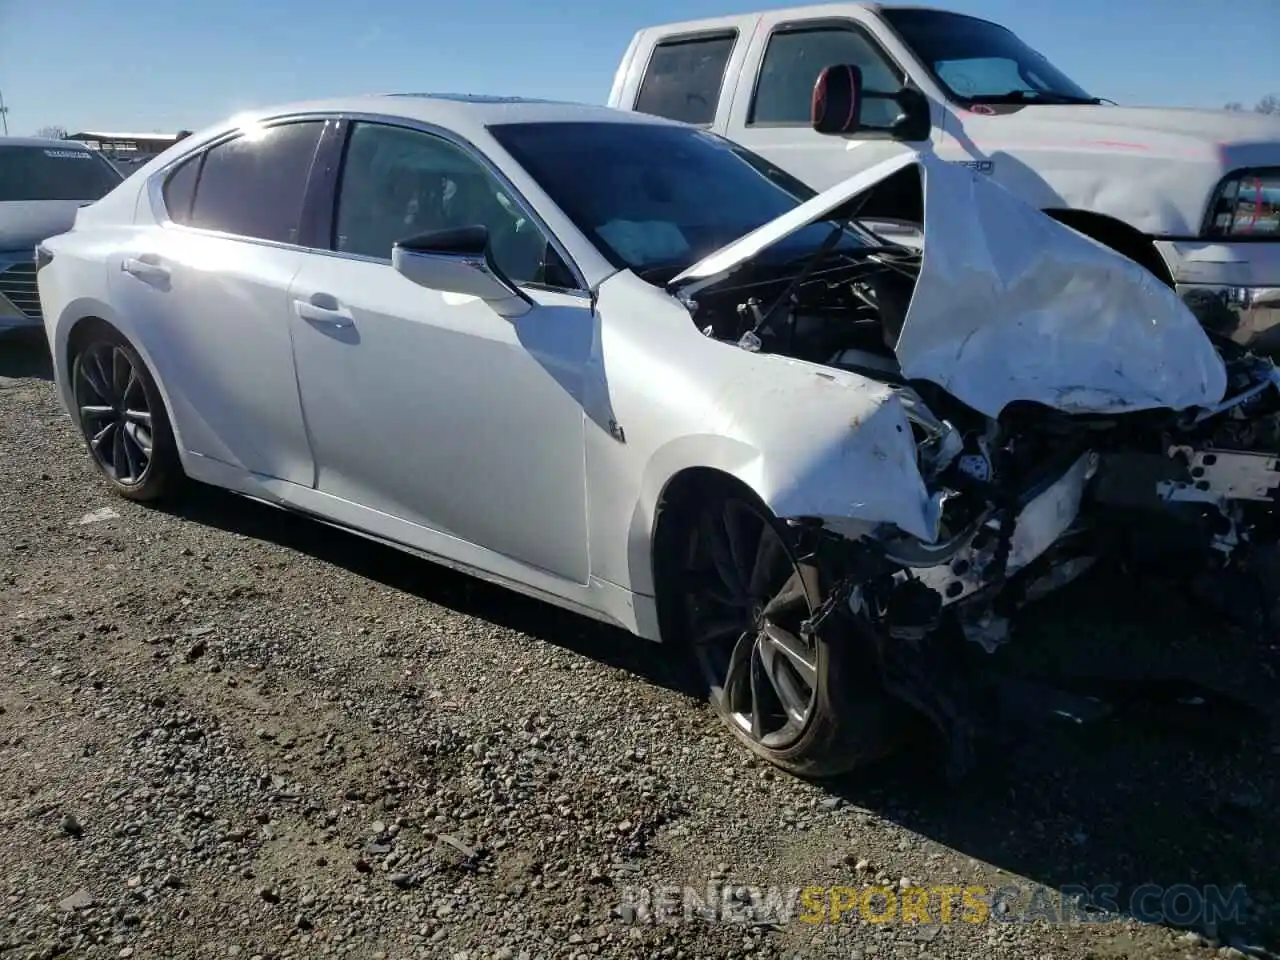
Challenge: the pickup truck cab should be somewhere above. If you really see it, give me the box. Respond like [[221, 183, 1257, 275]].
[[608, 3, 1280, 353]]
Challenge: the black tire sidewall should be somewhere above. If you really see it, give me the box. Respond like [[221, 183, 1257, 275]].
[[72, 331, 179, 502], [674, 486, 903, 779]]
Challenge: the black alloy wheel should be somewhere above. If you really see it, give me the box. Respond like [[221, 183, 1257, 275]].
[[71, 330, 179, 501], [675, 489, 900, 777]]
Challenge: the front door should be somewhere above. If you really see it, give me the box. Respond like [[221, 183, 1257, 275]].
[[725, 13, 942, 191], [289, 120, 592, 584]]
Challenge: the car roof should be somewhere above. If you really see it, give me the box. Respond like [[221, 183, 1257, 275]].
[[0, 136, 96, 150], [208, 93, 683, 141]]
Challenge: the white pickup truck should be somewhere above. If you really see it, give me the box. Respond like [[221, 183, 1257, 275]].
[[608, 3, 1280, 353]]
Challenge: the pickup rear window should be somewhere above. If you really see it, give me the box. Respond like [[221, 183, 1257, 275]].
[[635, 33, 736, 125], [0, 145, 123, 202]]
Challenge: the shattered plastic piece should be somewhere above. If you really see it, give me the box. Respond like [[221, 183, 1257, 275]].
[[58, 888, 94, 911], [74, 507, 119, 525], [959, 608, 1010, 654], [957, 450, 992, 482]]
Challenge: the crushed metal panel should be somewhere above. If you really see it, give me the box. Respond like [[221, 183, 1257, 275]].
[[671, 149, 1230, 418], [910, 451, 1097, 607], [1159, 446, 1280, 503], [895, 153, 1229, 417]]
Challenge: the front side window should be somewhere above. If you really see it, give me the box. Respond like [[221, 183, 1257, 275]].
[[0, 146, 122, 202], [333, 122, 573, 289], [488, 121, 872, 280], [881, 9, 1097, 104], [751, 26, 905, 127], [187, 121, 324, 243], [635, 33, 736, 125]]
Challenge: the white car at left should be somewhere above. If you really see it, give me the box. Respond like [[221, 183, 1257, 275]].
[[0, 136, 123, 332], [34, 93, 1280, 779]]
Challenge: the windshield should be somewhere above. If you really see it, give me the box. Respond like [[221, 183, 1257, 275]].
[[0, 145, 123, 202], [881, 9, 1098, 105], [487, 121, 871, 277]]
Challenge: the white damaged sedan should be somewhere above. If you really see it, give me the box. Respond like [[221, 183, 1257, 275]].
[[36, 93, 1280, 778]]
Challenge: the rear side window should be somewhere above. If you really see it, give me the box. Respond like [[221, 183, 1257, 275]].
[[751, 25, 906, 127], [635, 33, 736, 125], [187, 121, 324, 243], [162, 155, 200, 224], [0, 145, 122, 202]]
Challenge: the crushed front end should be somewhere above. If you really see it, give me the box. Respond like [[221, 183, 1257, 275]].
[[1090, 338, 1280, 619], [662, 149, 1280, 776]]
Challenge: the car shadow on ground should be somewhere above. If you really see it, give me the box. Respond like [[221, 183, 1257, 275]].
[[164, 482, 705, 699], [829, 571, 1279, 945], [161, 481, 1279, 947], [0, 331, 54, 380]]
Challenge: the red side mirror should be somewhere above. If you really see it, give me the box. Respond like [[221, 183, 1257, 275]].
[[812, 64, 864, 135]]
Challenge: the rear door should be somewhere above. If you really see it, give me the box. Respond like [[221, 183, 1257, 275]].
[[620, 20, 754, 134], [106, 119, 329, 485]]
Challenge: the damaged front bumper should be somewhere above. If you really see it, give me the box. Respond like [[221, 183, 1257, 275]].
[[795, 348, 1280, 772], [908, 451, 1098, 604]]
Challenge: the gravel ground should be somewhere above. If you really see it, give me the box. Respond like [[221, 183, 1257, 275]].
[[1, 333, 1278, 960]]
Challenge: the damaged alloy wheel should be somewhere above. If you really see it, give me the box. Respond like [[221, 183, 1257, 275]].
[[675, 489, 899, 778]]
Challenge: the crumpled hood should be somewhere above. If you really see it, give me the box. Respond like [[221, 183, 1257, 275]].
[[673, 151, 1228, 418], [0, 200, 86, 252]]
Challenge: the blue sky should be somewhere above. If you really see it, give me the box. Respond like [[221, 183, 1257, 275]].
[[0, 0, 1276, 135]]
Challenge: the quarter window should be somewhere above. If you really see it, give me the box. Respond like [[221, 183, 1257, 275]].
[[635, 33, 736, 125], [333, 122, 574, 289], [162, 155, 200, 224], [751, 26, 905, 127], [187, 121, 324, 243]]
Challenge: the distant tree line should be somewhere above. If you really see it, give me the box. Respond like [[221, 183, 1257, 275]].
[[1225, 94, 1279, 114]]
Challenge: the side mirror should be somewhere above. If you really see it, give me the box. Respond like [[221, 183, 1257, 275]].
[[392, 225, 531, 319], [811, 64, 932, 142], [811, 64, 863, 134]]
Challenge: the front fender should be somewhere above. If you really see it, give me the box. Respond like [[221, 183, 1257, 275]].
[[621, 366, 935, 598], [589, 270, 937, 603]]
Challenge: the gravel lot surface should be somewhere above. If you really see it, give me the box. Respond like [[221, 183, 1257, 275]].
[[1, 333, 1278, 960]]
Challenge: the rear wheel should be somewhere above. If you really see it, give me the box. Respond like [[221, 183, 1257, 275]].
[[71, 329, 180, 501], [671, 486, 900, 778]]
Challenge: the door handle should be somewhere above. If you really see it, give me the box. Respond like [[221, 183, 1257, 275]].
[[121, 257, 170, 285], [294, 294, 354, 329]]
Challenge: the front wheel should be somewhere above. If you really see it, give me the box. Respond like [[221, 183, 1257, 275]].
[[672, 488, 900, 778], [71, 329, 180, 502]]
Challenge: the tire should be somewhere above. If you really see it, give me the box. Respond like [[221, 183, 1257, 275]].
[[664, 482, 901, 779], [70, 327, 181, 502]]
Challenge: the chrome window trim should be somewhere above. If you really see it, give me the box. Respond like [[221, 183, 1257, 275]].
[[144, 110, 593, 298]]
